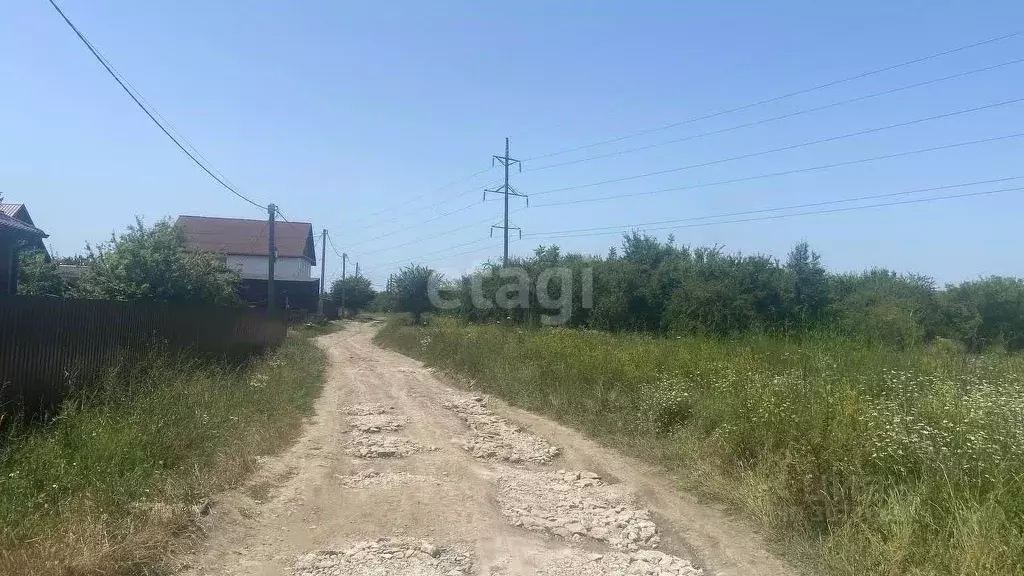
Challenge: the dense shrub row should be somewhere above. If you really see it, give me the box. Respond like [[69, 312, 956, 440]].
[[419, 233, 1024, 350]]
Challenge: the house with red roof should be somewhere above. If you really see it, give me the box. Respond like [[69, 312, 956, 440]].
[[175, 215, 319, 310]]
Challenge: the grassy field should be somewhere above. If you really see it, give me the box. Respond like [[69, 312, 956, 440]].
[[376, 317, 1024, 576], [0, 330, 328, 575]]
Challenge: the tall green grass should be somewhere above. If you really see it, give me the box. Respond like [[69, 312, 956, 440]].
[[376, 317, 1024, 575], [0, 335, 326, 575]]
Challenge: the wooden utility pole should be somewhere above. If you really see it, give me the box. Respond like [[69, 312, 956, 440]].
[[318, 228, 327, 316], [267, 203, 277, 310], [484, 137, 526, 267]]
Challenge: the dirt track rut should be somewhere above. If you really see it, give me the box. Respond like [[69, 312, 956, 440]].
[[179, 322, 795, 575]]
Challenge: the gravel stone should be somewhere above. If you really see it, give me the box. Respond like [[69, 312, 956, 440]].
[[348, 414, 409, 433], [443, 395, 560, 464], [334, 469, 442, 489], [497, 469, 662, 551], [292, 539, 474, 575], [535, 548, 703, 576], [347, 434, 436, 459], [343, 403, 395, 416]]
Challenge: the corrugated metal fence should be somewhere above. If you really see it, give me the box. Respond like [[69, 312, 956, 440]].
[[0, 296, 287, 415]]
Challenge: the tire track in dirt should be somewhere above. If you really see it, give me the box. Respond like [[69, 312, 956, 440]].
[[178, 322, 795, 576]]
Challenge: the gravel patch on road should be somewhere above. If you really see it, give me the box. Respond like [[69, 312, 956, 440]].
[[347, 434, 436, 459], [292, 539, 474, 576], [348, 414, 409, 433], [334, 469, 442, 489], [534, 549, 702, 576], [497, 469, 661, 551], [443, 395, 560, 464], [343, 403, 396, 416]]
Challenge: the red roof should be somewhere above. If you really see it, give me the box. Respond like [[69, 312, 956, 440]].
[[176, 215, 316, 264]]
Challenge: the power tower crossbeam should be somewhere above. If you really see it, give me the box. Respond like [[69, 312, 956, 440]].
[[484, 137, 527, 267]]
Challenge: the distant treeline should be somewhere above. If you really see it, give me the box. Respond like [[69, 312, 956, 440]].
[[390, 233, 1024, 351]]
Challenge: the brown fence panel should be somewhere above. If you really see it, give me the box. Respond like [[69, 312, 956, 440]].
[[0, 296, 287, 416]]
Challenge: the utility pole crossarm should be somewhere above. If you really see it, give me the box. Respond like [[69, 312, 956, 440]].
[[484, 137, 528, 267]]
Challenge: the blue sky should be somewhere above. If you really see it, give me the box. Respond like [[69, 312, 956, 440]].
[[2, 0, 1023, 288]]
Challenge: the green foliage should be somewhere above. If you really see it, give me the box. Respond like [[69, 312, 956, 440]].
[[786, 241, 829, 326], [829, 269, 937, 347], [403, 234, 1024, 351], [384, 264, 436, 323], [77, 218, 240, 304], [0, 336, 325, 573], [16, 251, 69, 297], [940, 276, 1024, 351], [377, 318, 1024, 576], [329, 274, 376, 315], [367, 291, 396, 313]]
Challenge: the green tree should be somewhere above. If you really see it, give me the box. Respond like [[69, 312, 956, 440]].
[[939, 276, 1024, 351], [786, 241, 829, 326], [17, 251, 69, 297], [78, 218, 240, 304], [387, 264, 436, 323], [330, 275, 376, 315]]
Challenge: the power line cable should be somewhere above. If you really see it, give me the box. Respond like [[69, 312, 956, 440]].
[[345, 167, 494, 226], [533, 131, 1024, 208], [46, 0, 269, 211], [523, 31, 1023, 162], [353, 177, 504, 237], [532, 97, 1024, 197], [348, 132, 1024, 257], [357, 214, 502, 257], [361, 237, 493, 274], [346, 201, 482, 249], [527, 57, 1024, 172], [527, 186, 1024, 241], [526, 176, 1024, 238], [375, 177, 1024, 279], [74, 26, 242, 193], [326, 230, 345, 260]]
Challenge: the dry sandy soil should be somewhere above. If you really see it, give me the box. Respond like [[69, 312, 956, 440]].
[[178, 322, 796, 576]]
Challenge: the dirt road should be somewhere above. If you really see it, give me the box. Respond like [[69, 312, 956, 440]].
[[181, 322, 795, 575]]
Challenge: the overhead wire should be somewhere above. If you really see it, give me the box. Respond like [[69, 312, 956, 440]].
[[356, 177, 503, 233], [525, 186, 1024, 241], [356, 132, 1024, 270], [344, 167, 494, 226], [525, 176, 1024, 238], [531, 97, 1024, 197], [526, 57, 1024, 172], [523, 30, 1023, 162], [361, 237, 494, 275], [532, 132, 1024, 208], [357, 213, 505, 257], [326, 230, 345, 260], [46, 0, 270, 212], [344, 202, 481, 249], [352, 132, 1024, 265], [352, 32, 1024, 276], [346, 175, 507, 249]]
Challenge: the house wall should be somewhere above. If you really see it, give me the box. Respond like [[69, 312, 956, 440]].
[[226, 255, 312, 281], [238, 278, 320, 310]]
